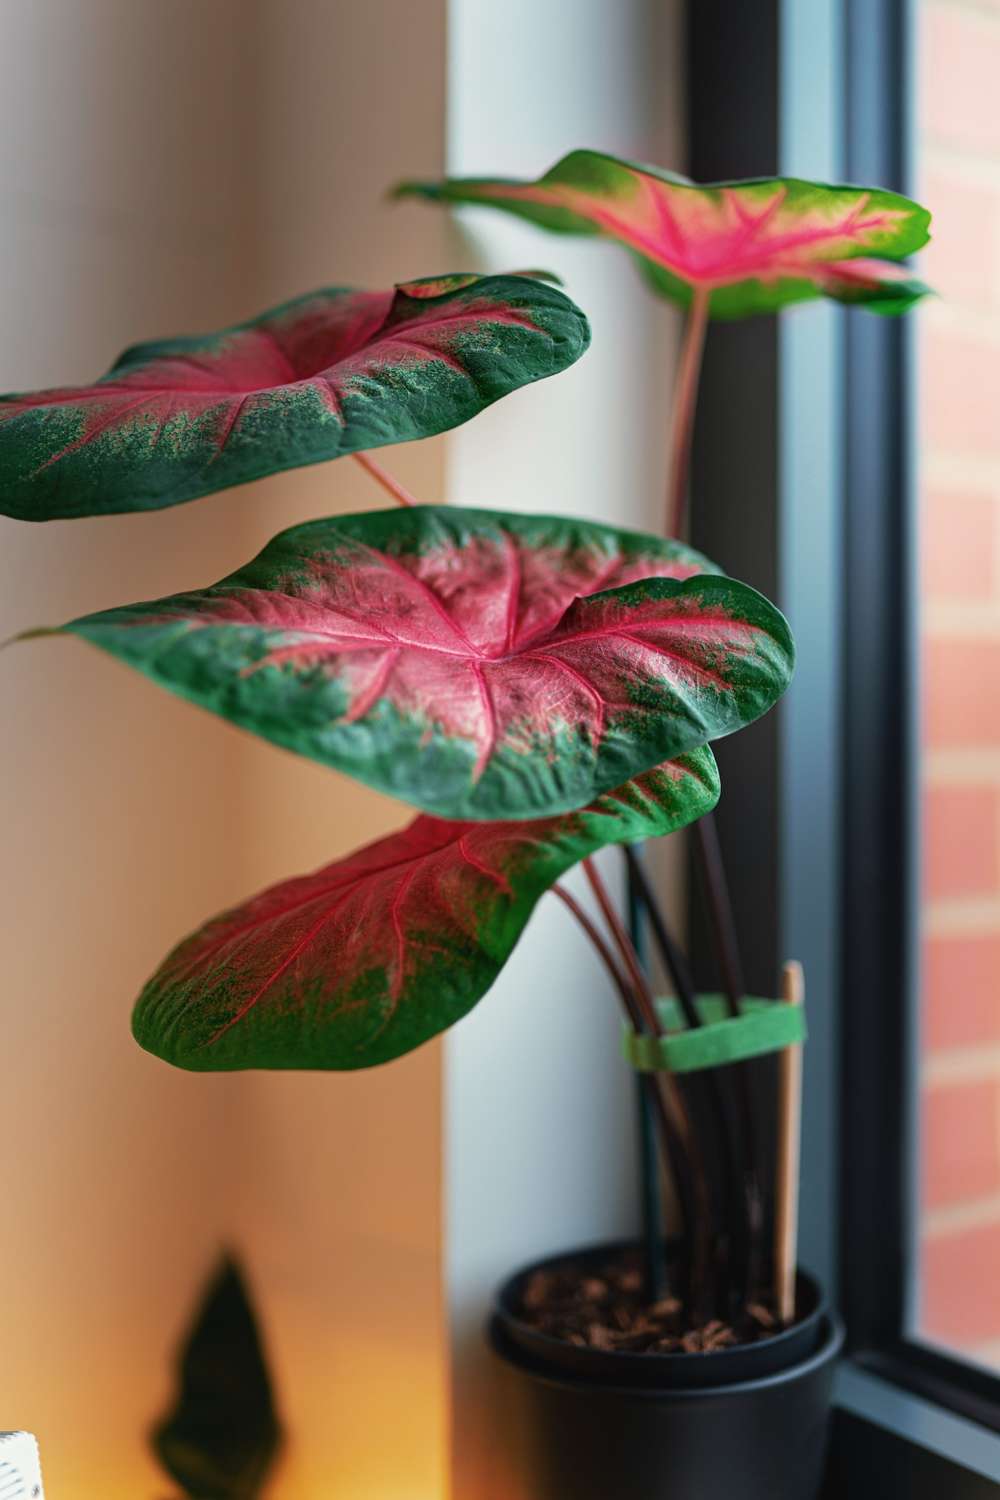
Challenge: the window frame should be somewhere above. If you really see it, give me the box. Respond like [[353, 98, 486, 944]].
[[839, 0, 1000, 1438], [686, 0, 1000, 1479]]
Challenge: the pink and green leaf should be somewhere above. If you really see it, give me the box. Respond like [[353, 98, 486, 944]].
[[396, 150, 932, 319], [0, 274, 589, 522], [31, 505, 793, 820], [131, 751, 720, 1071]]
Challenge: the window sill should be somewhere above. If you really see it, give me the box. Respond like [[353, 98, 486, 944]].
[[826, 1360, 1000, 1496]]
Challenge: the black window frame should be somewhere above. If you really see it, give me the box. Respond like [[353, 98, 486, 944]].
[[687, 0, 1000, 1482], [840, 0, 1000, 1440]]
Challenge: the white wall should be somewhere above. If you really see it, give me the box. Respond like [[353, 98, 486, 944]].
[[443, 4, 686, 1495]]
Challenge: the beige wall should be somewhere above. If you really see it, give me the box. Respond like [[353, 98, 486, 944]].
[[0, 6, 685, 1498], [0, 4, 447, 1496], [227, 5, 450, 1496]]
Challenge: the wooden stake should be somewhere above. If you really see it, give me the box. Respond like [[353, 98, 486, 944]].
[[774, 960, 804, 1324]]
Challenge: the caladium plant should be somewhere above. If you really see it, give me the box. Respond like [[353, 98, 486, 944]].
[[396, 150, 933, 1328], [132, 752, 720, 1071], [0, 273, 588, 521], [397, 151, 933, 538], [5, 142, 929, 1340], [396, 149, 931, 319], [28, 506, 792, 820]]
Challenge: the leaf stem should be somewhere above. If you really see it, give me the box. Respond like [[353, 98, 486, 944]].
[[552, 883, 634, 1012], [553, 882, 691, 1305], [581, 857, 714, 1313], [666, 285, 710, 539], [581, 858, 662, 1038], [351, 450, 419, 508], [662, 284, 764, 1311], [626, 853, 668, 1304], [692, 814, 764, 1305], [622, 843, 747, 1314], [693, 814, 746, 1012], [622, 845, 702, 1029]]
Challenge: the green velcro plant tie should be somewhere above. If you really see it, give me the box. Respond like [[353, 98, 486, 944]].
[[622, 994, 807, 1074]]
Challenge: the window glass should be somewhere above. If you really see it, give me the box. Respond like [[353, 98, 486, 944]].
[[917, 0, 1000, 1369]]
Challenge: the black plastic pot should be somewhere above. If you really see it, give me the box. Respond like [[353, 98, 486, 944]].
[[488, 1241, 844, 1500]]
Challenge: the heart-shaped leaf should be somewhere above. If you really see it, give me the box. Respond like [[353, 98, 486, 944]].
[[132, 751, 720, 1071], [33, 505, 793, 820], [396, 150, 932, 319], [0, 273, 589, 521]]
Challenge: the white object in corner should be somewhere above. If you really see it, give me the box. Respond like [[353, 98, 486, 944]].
[[0, 1433, 44, 1498]]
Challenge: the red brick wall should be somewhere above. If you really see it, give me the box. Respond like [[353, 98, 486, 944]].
[[918, 0, 1000, 1365]]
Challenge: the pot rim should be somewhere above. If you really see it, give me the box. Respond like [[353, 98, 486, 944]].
[[490, 1308, 845, 1401], [494, 1237, 828, 1386]]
